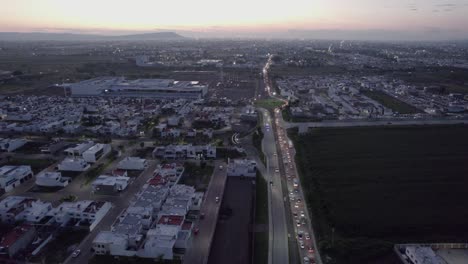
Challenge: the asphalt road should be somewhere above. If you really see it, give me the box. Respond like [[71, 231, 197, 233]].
[[184, 160, 227, 264], [284, 117, 468, 131], [260, 108, 289, 264], [275, 110, 323, 264]]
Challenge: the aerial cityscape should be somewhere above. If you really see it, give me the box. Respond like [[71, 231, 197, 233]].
[[0, 1, 468, 264]]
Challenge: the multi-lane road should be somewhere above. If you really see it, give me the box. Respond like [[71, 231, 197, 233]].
[[261, 55, 322, 264], [260, 108, 290, 264]]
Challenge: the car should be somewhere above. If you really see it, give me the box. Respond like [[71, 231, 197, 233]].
[[308, 246, 314, 253], [293, 212, 298, 218], [219, 165, 224, 169], [269, 181, 273, 186], [297, 232, 304, 239], [300, 211, 305, 217], [199, 212, 205, 219], [297, 198, 301, 203], [275, 169, 279, 173], [71, 249, 81, 258], [193, 228, 200, 235], [305, 233, 310, 240], [303, 257, 310, 263], [273, 153, 277, 156], [215, 196, 220, 203], [300, 241, 305, 249], [296, 219, 301, 226]]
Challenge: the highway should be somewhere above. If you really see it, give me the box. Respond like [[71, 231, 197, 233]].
[[260, 108, 290, 264], [263, 54, 322, 264], [274, 109, 323, 264]]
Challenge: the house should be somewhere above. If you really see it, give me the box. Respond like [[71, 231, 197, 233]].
[[64, 141, 94, 157], [0, 138, 27, 152], [0, 224, 36, 257], [35, 171, 70, 187], [139, 225, 178, 260], [92, 231, 130, 256], [117, 157, 148, 171], [82, 144, 111, 163], [405, 246, 443, 264], [167, 116, 182, 127], [0, 196, 37, 224], [15, 200, 53, 223], [47, 200, 112, 231], [227, 159, 257, 177], [186, 129, 197, 137], [0, 166, 34, 192], [152, 144, 216, 160], [40, 141, 69, 154], [57, 158, 90, 172], [92, 175, 130, 194]]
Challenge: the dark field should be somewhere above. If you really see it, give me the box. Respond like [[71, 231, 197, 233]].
[[362, 90, 422, 114], [289, 125, 468, 263]]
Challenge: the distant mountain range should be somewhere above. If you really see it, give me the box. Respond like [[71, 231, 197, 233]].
[[0, 30, 466, 42], [0, 32, 185, 41]]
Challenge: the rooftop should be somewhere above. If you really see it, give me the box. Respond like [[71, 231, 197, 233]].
[[0, 224, 34, 248]]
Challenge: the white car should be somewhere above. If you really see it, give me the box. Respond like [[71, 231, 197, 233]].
[[215, 196, 220, 203], [71, 249, 81, 258]]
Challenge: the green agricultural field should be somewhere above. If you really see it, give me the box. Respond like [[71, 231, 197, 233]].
[[362, 90, 422, 114], [289, 125, 468, 263]]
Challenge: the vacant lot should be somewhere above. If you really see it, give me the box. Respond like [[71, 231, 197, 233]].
[[362, 90, 422, 114], [289, 125, 468, 263], [254, 98, 284, 110]]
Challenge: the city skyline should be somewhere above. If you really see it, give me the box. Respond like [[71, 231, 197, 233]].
[[1, 0, 468, 40]]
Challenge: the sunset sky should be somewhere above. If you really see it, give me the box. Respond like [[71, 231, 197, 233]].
[[1, 0, 467, 39]]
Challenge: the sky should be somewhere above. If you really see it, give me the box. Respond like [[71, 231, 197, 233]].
[[1, 0, 468, 40]]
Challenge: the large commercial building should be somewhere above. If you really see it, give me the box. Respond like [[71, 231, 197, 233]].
[[64, 77, 208, 99]]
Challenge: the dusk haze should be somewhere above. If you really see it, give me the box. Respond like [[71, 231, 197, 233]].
[[0, 1, 468, 264], [1, 0, 468, 40]]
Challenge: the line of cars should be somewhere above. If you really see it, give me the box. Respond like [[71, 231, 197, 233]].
[[275, 110, 316, 264]]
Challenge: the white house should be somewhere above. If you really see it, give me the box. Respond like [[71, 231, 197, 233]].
[[405, 246, 443, 264], [82, 143, 111, 163], [15, 200, 53, 223], [0, 166, 34, 192], [152, 144, 216, 160], [35, 171, 70, 188], [227, 159, 257, 177], [92, 231, 130, 256], [139, 225, 178, 260], [64, 141, 94, 157], [117, 157, 148, 171], [0, 196, 36, 224], [58, 158, 90, 172], [92, 175, 130, 194], [0, 138, 27, 152], [47, 200, 112, 231]]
